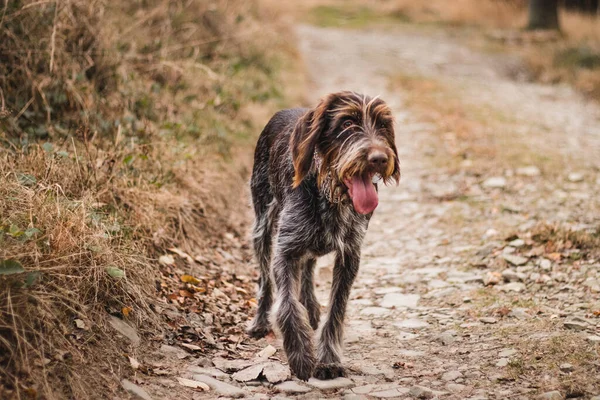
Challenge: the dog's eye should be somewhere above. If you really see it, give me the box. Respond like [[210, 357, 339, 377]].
[[342, 120, 353, 129]]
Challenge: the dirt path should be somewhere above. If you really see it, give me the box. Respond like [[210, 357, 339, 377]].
[[141, 24, 600, 400]]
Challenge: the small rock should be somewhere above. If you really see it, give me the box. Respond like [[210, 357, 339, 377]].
[[480, 317, 497, 324], [256, 344, 277, 360], [232, 363, 265, 382], [564, 320, 588, 331], [484, 271, 502, 286], [537, 390, 564, 400], [435, 331, 457, 346], [275, 381, 311, 394], [539, 259, 552, 271], [496, 358, 509, 367], [122, 379, 153, 400], [567, 172, 584, 182], [446, 383, 466, 393], [394, 319, 429, 330], [516, 166, 541, 177], [263, 362, 291, 383], [441, 370, 462, 381], [498, 282, 526, 292], [108, 316, 140, 346], [498, 348, 517, 358], [192, 375, 246, 398], [503, 254, 529, 266], [501, 269, 521, 282], [379, 293, 420, 309], [476, 243, 496, 258], [587, 335, 600, 343], [508, 238, 525, 247], [308, 377, 354, 390], [482, 177, 507, 189], [559, 363, 573, 372], [360, 307, 391, 316], [409, 385, 434, 399], [158, 254, 175, 266]]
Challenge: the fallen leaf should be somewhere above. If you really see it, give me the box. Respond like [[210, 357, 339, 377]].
[[180, 343, 201, 351], [106, 266, 125, 279], [181, 275, 201, 285], [74, 319, 86, 329], [179, 289, 195, 298], [176, 377, 209, 390], [122, 306, 133, 317], [168, 248, 194, 263], [256, 344, 277, 360], [0, 259, 25, 275], [547, 252, 562, 261]]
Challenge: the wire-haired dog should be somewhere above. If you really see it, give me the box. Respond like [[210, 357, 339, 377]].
[[247, 91, 400, 380]]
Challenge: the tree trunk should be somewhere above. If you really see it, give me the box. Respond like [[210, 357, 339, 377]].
[[527, 0, 560, 30]]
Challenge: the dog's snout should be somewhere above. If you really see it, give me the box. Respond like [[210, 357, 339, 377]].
[[368, 150, 388, 168]]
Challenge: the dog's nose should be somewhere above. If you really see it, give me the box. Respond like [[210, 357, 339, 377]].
[[368, 151, 388, 168]]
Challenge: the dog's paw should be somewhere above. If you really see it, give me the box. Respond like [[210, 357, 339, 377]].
[[288, 353, 316, 381], [246, 324, 271, 339], [313, 363, 346, 380]]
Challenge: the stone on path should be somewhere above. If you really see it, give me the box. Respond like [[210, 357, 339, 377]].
[[394, 319, 429, 329], [441, 370, 462, 381], [122, 379, 153, 400], [308, 377, 354, 390], [446, 383, 466, 393], [559, 363, 574, 372], [275, 381, 312, 394], [480, 317, 497, 324], [482, 177, 507, 189], [213, 357, 253, 373], [516, 166, 541, 177], [564, 320, 588, 331], [192, 374, 247, 398], [379, 293, 420, 308], [232, 363, 265, 382], [109, 316, 140, 346], [587, 335, 600, 343], [567, 172, 584, 182], [538, 391, 564, 400], [371, 387, 411, 398], [498, 282, 526, 292], [360, 307, 391, 316], [263, 362, 291, 383], [496, 358, 509, 367], [409, 385, 434, 399], [498, 348, 517, 358], [502, 254, 528, 266]]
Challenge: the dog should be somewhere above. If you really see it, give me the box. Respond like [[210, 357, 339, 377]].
[[247, 91, 400, 381]]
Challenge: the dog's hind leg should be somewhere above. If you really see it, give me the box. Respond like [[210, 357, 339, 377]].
[[247, 200, 279, 339], [314, 248, 360, 379], [299, 257, 321, 330]]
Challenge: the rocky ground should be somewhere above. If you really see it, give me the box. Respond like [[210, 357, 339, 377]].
[[117, 24, 600, 400]]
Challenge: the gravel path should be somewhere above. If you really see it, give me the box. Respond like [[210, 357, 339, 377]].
[[136, 24, 600, 400]]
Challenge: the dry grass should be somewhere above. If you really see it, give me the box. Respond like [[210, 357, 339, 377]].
[[0, 0, 296, 398]]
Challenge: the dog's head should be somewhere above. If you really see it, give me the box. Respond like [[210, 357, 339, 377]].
[[291, 91, 401, 215]]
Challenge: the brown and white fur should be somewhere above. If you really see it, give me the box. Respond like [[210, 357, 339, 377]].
[[247, 91, 400, 380]]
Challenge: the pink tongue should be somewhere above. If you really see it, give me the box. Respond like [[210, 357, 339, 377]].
[[350, 174, 378, 214]]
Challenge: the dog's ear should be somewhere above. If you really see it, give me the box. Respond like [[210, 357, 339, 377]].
[[290, 97, 331, 188], [389, 138, 401, 185]]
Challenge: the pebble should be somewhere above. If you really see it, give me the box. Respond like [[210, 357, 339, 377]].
[[192, 375, 246, 398], [379, 293, 420, 308], [360, 307, 391, 316], [503, 254, 529, 266], [537, 391, 564, 400], [122, 380, 153, 400], [109, 316, 140, 346], [559, 363, 573, 372], [539, 259, 552, 271], [501, 269, 521, 282], [498, 349, 517, 357], [482, 177, 507, 189], [563, 320, 588, 331], [498, 282, 526, 292], [484, 271, 502, 286], [495, 358, 509, 367], [516, 166, 541, 177], [409, 385, 434, 399], [480, 317, 497, 324], [441, 370, 462, 381], [308, 377, 354, 390], [587, 335, 600, 343], [567, 172, 584, 182], [275, 381, 312, 394], [263, 362, 291, 383], [394, 319, 429, 329]]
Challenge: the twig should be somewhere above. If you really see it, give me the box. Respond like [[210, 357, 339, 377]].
[[49, 0, 59, 73]]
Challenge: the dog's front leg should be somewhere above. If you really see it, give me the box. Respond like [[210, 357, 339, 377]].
[[315, 249, 360, 379], [272, 249, 316, 381]]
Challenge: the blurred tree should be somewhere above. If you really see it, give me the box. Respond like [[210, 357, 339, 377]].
[[527, 0, 560, 30]]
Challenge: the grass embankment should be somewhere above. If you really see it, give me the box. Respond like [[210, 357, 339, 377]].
[[0, 1, 297, 398], [304, 0, 600, 102]]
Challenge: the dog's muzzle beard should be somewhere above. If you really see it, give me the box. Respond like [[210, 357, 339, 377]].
[[318, 141, 395, 215]]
